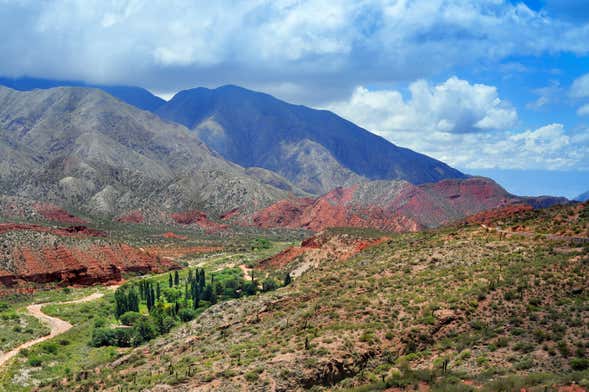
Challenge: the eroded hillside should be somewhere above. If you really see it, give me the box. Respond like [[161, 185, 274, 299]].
[[46, 203, 589, 391]]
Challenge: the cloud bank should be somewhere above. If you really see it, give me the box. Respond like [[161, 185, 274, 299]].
[[327, 77, 588, 171], [2, 0, 589, 103]]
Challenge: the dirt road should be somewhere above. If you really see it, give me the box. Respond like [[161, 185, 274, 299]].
[[0, 291, 110, 367]]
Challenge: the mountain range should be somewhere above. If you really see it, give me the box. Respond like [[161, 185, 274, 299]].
[[0, 78, 570, 232], [0, 86, 287, 218], [576, 190, 589, 202]]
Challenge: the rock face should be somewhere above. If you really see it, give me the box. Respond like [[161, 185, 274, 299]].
[[156, 85, 466, 194], [0, 86, 288, 218], [0, 223, 179, 287], [249, 177, 567, 232]]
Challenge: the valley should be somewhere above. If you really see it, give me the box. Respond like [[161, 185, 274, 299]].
[[0, 83, 585, 391], [0, 201, 586, 391]]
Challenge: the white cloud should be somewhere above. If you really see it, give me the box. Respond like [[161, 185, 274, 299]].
[[327, 77, 517, 135], [526, 81, 562, 110], [327, 79, 587, 171], [571, 73, 589, 98], [1, 0, 589, 102], [577, 104, 589, 116]]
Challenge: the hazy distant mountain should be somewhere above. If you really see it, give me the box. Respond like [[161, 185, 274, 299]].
[[0, 76, 166, 112], [0, 86, 287, 217], [156, 85, 466, 194], [575, 191, 589, 202]]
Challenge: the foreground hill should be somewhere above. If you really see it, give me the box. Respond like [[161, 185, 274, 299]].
[[248, 177, 567, 232], [156, 85, 466, 194], [44, 202, 588, 391], [0, 86, 288, 217]]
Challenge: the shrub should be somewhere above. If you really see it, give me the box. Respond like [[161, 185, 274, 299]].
[[91, 327, 133, 347], [570, 358, 589, 371], [41, 342, 59, 354], [132, 317, 158, 345], [28, 357, 42, 367], [262, 279, 278, 292], [178, 308, 196, 322], [120, 311, 143, 326]]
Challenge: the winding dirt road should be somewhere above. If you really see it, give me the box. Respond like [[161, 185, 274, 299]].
[[0, 291, 108, 368]]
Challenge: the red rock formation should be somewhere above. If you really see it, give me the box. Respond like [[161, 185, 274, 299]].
[[0, 223, 106, 238], [465, 204, 533, 225], [161, 232, 188, 240], [0, 223, 179, 288], [249, 177, 551, 232], [171, 210, 228, 232], [33, 203, 86, 224], [259, 231, 390, 270], [116, 210, 145, 223], [0, 242, 179, 287]]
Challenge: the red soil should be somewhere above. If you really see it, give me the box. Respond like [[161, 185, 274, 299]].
[[0, 223, 106, 238], [33, 203, 86, 224], [116, 210, 145, 223], [220, 208, 241, 221], [259, 232, 389, 270], [250, 178, 530, 232], [171, 210, 227, 232], [0, 243, 179, 287], [465, 204, 533, 225], [161, 232, 188, 240], [143, 245, 223, 260]]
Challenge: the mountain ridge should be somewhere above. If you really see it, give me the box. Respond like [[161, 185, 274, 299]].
[[155, 84, 466, 194]]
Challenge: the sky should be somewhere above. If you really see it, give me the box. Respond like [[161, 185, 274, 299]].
[[0, 0, 588, 198]]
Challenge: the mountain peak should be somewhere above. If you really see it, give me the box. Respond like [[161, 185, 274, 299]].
[[156, 84, 465, 194]]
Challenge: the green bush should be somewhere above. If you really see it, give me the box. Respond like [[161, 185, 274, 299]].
[[91, 327, 133, 347], [178, 308, 196, 322], [570, 357, 589, 371], [120, 311, 143, 326], [28, 357, 42, 367]]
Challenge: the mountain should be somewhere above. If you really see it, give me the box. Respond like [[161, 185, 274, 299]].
[[0, 76, 166, 112], [247, 177, 568, 231], [156, 85, 466, 194], [575, 190, 589, 202], [0, 86, 288, 218]]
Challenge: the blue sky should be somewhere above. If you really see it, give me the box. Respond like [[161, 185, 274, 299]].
[[0, 0, 587, 198]]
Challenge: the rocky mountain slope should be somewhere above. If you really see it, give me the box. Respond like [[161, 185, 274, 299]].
[[56, 203, 588, 391], [156, 85, 466, 194], [0, 86, 289, 218], [248, 177, 567, 232], [0, 76, 166, 112], [576, 191, 589, 202]]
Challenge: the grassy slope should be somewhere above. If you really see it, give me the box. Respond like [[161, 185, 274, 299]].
[[0, 238, 294, 391], [46, 204, 588, 391]]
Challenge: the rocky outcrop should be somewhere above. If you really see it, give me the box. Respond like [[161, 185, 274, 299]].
[[249, 177, 567, 232], [0, 224, 179, 288]]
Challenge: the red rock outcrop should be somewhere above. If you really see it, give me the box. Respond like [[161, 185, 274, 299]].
[[249, 177, 561, 232], [0, 242, 179, 288], [33, 202, 87, 224], [171, 210, 227, 232], [259, 230, 389, 270], [0, 224, 179, 289], [465, 204, 533, 225], [116, 210, 145, 223], [0, 223, 106, 238]]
